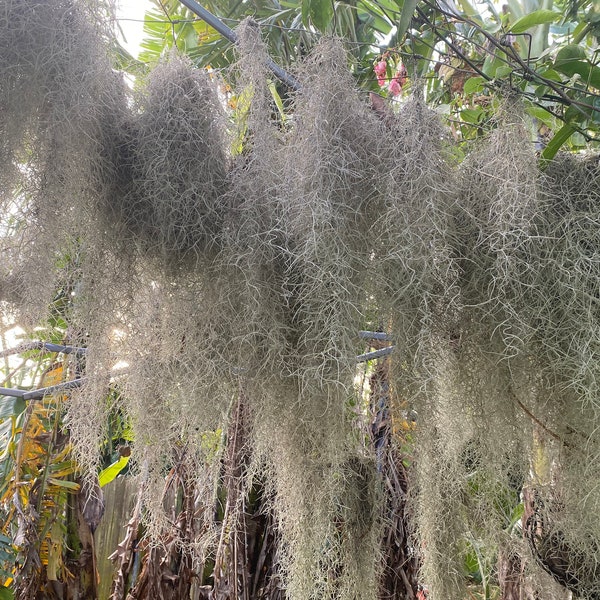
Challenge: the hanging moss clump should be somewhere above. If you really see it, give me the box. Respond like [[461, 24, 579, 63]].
[[217, 18, 292, 387], [4, 3, 600, 598], [116, 53, 229, 264], [0, 0, 128, 324], [250, 38, 385, 600], [512, 154, 600, 600], [0, 0, 135, 487]]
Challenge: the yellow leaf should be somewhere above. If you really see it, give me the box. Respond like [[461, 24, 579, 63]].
[[98, 455, 130, 487], [40, 363, 65, 388]]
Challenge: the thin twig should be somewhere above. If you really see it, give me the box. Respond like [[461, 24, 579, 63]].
[[509, 389, 572, 449]]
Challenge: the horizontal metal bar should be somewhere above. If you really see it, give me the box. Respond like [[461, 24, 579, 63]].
[[0, 379, 86, 400], [356, 346, 395, 362], [22, 378, 85, 400], [38, 342, 86, 355], [358, 331, 394, 341], [0, 341, 87, 359], [0, 387, 25, 398], [0, 343, 396, 400]]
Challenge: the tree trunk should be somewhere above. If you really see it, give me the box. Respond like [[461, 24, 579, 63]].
[[212, 388, 253, 600], [370, 359, 421, 599], [498, 549, 523, 600], [212, 386, 284, 600]]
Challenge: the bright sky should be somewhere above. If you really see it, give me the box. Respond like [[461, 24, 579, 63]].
[[116, 0, 154, 58]]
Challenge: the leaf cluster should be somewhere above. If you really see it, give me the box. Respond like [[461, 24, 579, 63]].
[[132, 0, 600, 157]]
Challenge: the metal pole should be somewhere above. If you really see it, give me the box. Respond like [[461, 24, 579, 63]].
[[356, 346, 395, 362], [359, 331, 394, 341], [0, 341, 86, 359], [0, 378, 84, 401], [0, 344, 396, 399], [177, 0, 301, 91]]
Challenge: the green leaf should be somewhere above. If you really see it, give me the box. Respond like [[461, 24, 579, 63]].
[[554, 44, 586, 69], [0, 420, 15, 444], [510, 9, 560, 34], [397, 0, 418, 40], [47, 478, 80, 491], [541, 123, 576, 164], [526, 105, 555, 128], [554, 48, 600, 89], [0, 397, 25, 421], [180, 22, 199, 52], [508, 502, 524, 532], [495, 65, 513, 78], [461, 108, 484, 124], [538, 68, 562, 82], [357, 0, 393, 34], [565, 103, 588, 123], [98, 455, 130, 487], [563, 94, 600, 124], [268, 80, 287, 124], [482, 54, 504, 78], [464, 546, 482, 581], [456, 0, 480, 19], [0, 587, 14, 600], [301, 0, 310, 28], [192, 20, 219, 45], [230, 85, 253, 156], [306, 0, 333, 32], [463, 76, 485, 95], [411, 34, 435, 76]]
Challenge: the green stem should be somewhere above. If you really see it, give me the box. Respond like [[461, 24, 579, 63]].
[[574, 22, 591, 45]]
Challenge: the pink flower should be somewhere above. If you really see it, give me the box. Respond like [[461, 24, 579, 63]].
[[374, 60, 387, 87], [374, 60, 387, 77], [388, 76, 402, 96]]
